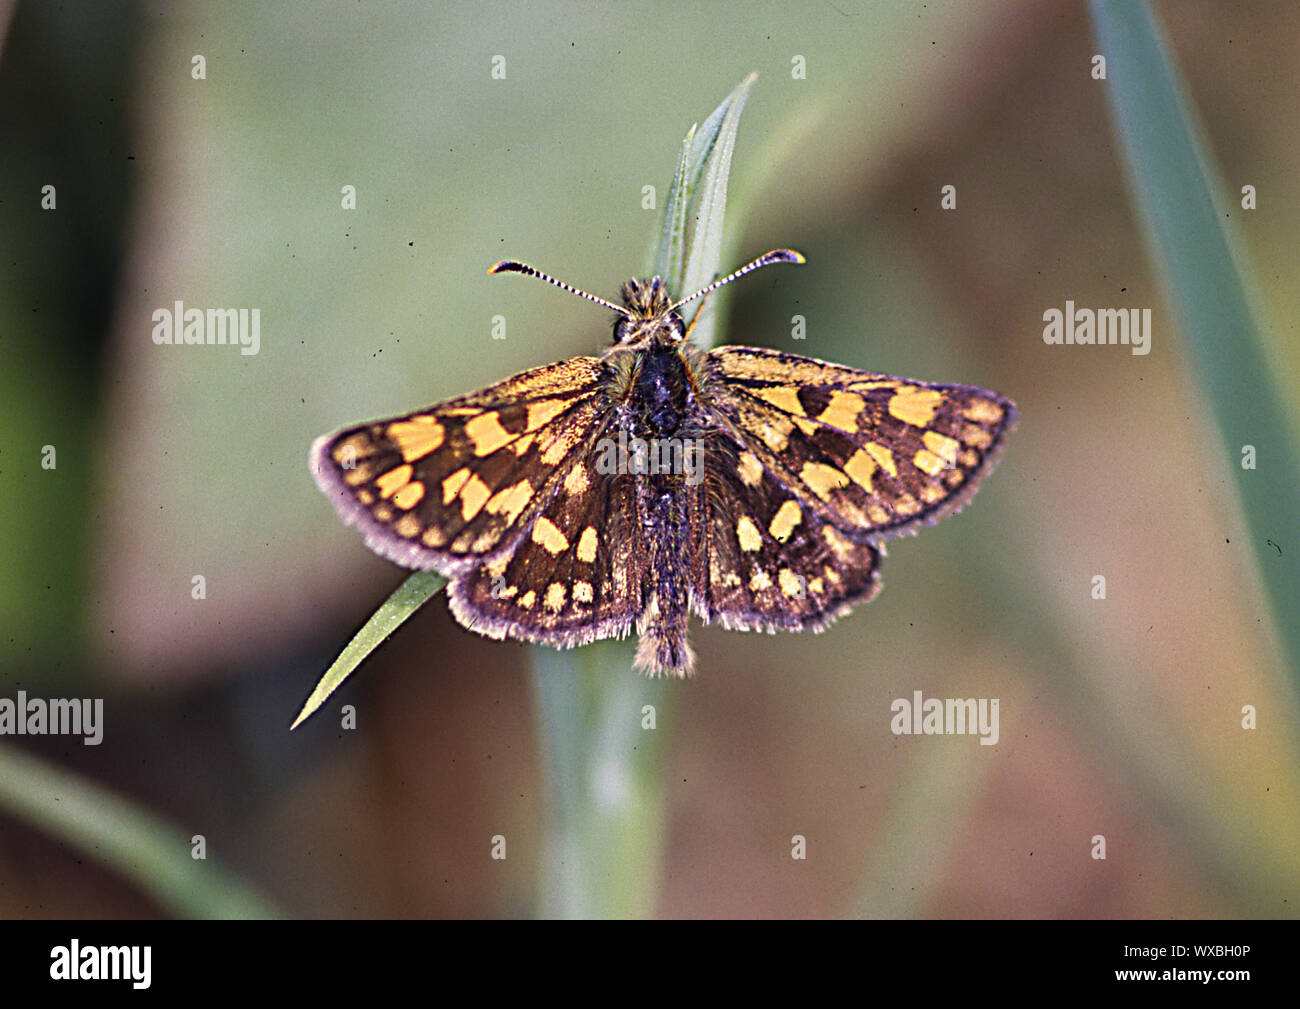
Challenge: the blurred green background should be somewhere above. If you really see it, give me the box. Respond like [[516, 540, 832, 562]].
[[1, 0, 1297, 918]]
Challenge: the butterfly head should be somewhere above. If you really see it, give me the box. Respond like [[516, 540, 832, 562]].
[[613, 276, 685, 348]]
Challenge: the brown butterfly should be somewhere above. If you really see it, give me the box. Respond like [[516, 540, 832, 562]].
[[311, 250, 1016, 674]]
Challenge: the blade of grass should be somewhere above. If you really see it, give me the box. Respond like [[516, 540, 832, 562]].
[[291, 571, 445, 728], [650, 71, 757, 346], [0, 741, 281, 918], [1091, 0, 1300, 697]]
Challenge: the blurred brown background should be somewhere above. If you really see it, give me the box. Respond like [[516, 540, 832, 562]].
[[0, 0, 1296, 918]]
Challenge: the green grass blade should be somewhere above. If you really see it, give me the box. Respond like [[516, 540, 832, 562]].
[[650, 71, 757, 345], [291, 571, 446, 729], [528, 74, 760, 918], [649, 124, 696, 290], [0, 742, 281, 918], [1090, 0, 1300, 693]]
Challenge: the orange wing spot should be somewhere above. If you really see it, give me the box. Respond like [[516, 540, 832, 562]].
[[459, 473, 492, 522], [471, 528, 502, 552], [517, 590, 537, 610], [961, 423, 993, 449], [442, 467, 471, 505], [526, 399, 569, 431], [394, 514, 422, 539], [800, 461, 849, 499], [843, 449, 877, 493], [387, 416, 445, 463], [341, 464, 372, 487], [757, 415, 794, 452], [422, 526, 447, 547], [768, 500, 803, 542], [866, 442, 898, 478], [754, 386, 806, 416], [736, 515, 763, 552], [778, 568, 804, 597], [512, 432, 536, 456], [563, 462, 590, 496], [376, 464, 413, 499], [737, 451, 763, 487], [540, 428, 578, 465], [750, 570, 773, 591], [893, 493, 920, 517], [485, 478, 533, 524], [464, 411, 514, 457], [963, 398, 1005, 424], [817, 390, 865, 431], [532, 516, 569, 555], [913, 449, 945, 477], [822, 525, 855, 560], [576, 526, 599, 564], [392, 481, 426, 510], [923, 430, 960, 465], [544, 582, 567, 612], [849, 380, 903, 392], [888, 386, 944, 427], [335, 435, 376, 485], [573, 580, 594, 604]]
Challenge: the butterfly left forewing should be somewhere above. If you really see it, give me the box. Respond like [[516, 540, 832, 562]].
[[707, 345, 1017, 540]]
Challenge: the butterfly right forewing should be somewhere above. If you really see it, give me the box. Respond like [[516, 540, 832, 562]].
[[309, 356, 609, 573]]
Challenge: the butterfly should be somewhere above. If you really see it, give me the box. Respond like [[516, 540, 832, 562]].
[[310, 250, 1016, 675]]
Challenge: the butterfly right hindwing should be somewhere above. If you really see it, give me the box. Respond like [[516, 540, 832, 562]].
[[447, 441, 649, 649]]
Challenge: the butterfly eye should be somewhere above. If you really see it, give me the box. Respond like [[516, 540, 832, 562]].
[[613, 317, 633, 343]]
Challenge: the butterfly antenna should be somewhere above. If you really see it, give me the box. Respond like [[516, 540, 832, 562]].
[[668, 249, 805, 312], [489, 260, 631, 317]]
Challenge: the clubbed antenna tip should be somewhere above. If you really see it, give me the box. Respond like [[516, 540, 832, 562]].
[[488, 259, 629, 316], [669, 249, 806, 312]]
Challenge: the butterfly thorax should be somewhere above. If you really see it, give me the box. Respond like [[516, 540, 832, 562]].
[[632, 345, 694, 435]]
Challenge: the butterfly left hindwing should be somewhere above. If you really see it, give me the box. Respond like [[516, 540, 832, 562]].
[[706, 345, 1016, 541], [693, 426, 883, 633]]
